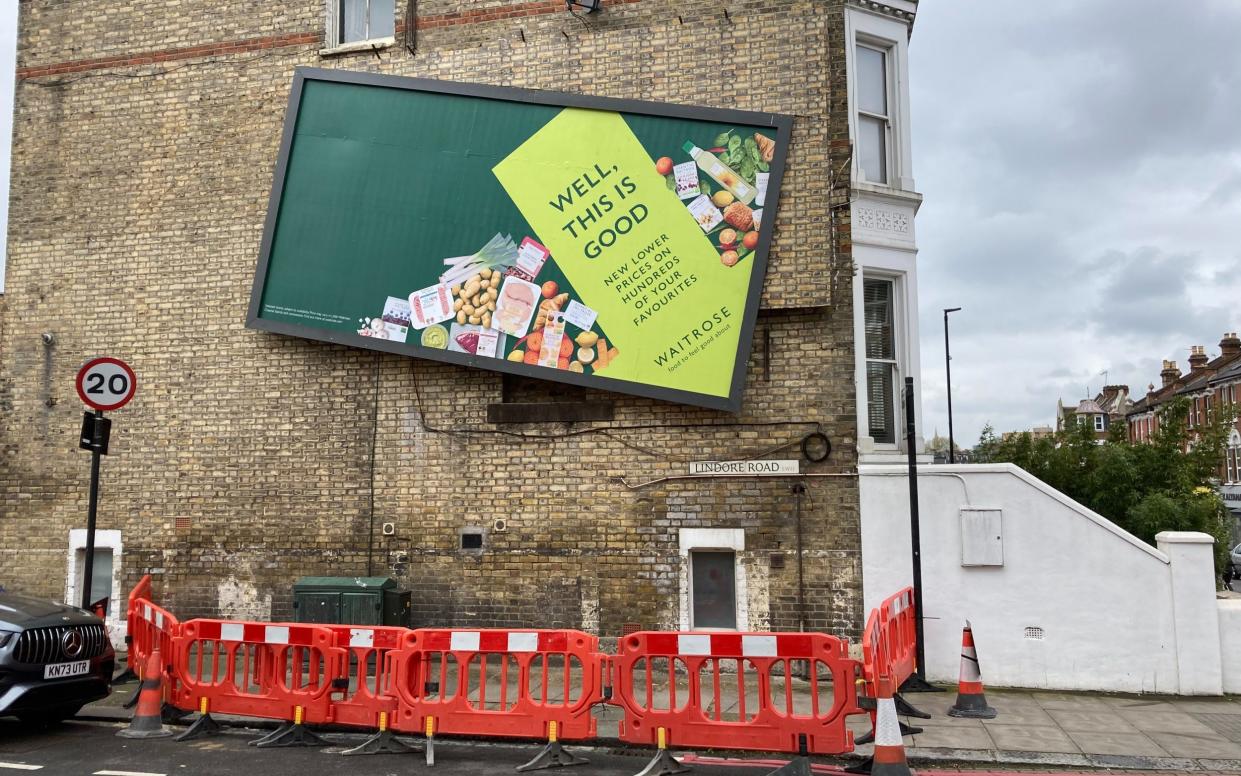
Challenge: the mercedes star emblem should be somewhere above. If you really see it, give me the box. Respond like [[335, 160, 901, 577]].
[[62, 628, 84, 659]]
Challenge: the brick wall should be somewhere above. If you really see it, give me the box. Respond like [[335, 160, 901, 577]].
[[2, 0, 864, 637]]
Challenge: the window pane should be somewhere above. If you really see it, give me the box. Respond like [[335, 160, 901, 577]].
[[858, 115, 887, 184], [76, 548, 112, 606], [863, 279, 894, 360], [369, 0, 394, 39], [856, 45, 888, 116], [867, 361, 896, 444], [341, 0, 367, 43], [691, 551, 736, 629]]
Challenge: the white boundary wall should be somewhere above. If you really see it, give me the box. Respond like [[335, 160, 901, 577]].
[[861, 463, 1229, 694]]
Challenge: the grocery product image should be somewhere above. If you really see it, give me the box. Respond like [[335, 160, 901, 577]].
[[492, 276, 541, 338], [683, 141, 757, 205]]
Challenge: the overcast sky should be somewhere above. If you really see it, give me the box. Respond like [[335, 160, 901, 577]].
[[910, 0, 1241, 446]]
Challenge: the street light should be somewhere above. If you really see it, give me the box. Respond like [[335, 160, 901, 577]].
[[944, 307, 962, 464]]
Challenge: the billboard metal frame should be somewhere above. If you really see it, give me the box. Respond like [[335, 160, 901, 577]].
[[246, 67, 794, 412]]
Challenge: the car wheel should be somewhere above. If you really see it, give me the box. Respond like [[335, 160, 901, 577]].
[[16, 704, 83, 726]]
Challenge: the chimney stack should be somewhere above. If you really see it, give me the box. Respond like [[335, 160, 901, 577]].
[[1160, 360, 1181, 387], [1188, 345, 1209, 372], [1221, 332, 1241, 357]]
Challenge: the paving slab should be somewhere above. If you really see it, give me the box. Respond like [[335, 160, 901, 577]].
[[984, 723, 1081, 753], [1196, 711, 1241, 742], [1066, 730, 1169, 757], [1048, 707, 1139, 733], [979, 704, 1056, 727], [910, 724, 993, 750], [1121, 708, 1220, 735], [1149, 731, 1241, 759], [1031, 692, 1112, 710]]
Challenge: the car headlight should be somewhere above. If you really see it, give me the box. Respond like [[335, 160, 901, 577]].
[[0, 630, 15, 648]]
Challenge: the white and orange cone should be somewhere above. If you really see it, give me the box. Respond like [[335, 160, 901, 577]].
[[948, 621, 997, 719], [871, 676, 914, 776]]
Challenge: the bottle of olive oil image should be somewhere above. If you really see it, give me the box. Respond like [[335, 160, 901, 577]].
[[682, 141, 757, 205]]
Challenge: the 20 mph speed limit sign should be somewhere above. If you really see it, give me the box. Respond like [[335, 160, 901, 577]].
[[75, 357, 137, 412]]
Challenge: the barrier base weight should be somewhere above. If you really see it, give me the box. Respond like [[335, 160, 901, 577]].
[[894, 694, 931, 719], [633, 749, 690, 776], [764, 757, 812, 776], [843, 756, 872, 774], [250, 722, 330, 748], [121, 689, 140, 710], [856, 721, 922, 745], [342, 729, 419, 756], [174, 712, 222, 742], [516, 741, 588, 772], [161, 703, 191, 724], [898, 675, 944, 694]]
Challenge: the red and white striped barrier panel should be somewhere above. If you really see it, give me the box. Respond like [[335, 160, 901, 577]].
[[390, 628, 603, 741], [172, 619, 341, 723], [324, 625, 407, 729], [879, 588, 916, 687], [126, 576, 181, 698], [611, 631, 863, 755]]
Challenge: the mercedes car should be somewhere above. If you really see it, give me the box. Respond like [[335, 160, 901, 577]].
[[0, 591, 114, 724]]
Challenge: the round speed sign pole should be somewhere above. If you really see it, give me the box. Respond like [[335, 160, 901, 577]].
[[74, 357, 137, 611]]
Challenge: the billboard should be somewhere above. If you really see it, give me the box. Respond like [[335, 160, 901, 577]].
[[247, 68, 792, 411]]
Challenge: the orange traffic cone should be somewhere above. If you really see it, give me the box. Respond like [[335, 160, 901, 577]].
[[948, 621, 997, 719], [870, 676, 914, 776], [117, 647, 173, 738]]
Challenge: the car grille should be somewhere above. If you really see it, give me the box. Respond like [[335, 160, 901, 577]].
[[13, 625, 108, 665]]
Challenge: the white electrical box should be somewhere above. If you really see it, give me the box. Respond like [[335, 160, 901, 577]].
[[960, 508, 1003, 566]]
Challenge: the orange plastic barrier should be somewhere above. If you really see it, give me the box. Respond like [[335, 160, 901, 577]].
[[172, 619, 340, 723], [390, 628, 602, 741], [126, 576, 181, 699], [879, 587, 916, 686], [611, 631, 862, 755], [324, 625, 407, 729]]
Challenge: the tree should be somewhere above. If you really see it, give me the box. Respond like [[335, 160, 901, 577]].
[[977, 398, 1235, 573]]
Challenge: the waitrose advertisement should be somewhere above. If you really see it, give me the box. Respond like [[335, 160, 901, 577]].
[[247, 69, 792, 411]]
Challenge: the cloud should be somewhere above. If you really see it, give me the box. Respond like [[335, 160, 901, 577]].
[[911, 0, 1241, 443]]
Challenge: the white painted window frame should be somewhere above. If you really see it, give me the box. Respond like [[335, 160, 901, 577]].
[[861, 269, 907, 451], [65, 529, 125, 649], [1094, 415, 1105, 432], [323, 0, 397, 56], [678, 528, 747, 632], [845, 8, 915, 192]]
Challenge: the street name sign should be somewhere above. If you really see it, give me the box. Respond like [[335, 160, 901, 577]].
[[689, 459, 800, 475]]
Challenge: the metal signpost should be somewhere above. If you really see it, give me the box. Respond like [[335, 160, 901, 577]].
[[902, 376, 940, 693], [74, 357, 137, 611]]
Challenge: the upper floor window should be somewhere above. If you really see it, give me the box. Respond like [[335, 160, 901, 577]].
[[864, 278, 897, 445], [332, 0, 394, 46], [1227, 431, 1240, 484], [1094, 415, 1105, 432], [855, 43, 891, 185]]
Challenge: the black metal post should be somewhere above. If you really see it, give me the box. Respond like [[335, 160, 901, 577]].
[[81, 410, 103, 611], [944, 307, 961, 464], [901, 377, 940, 692], [793, 483, 806, 633]]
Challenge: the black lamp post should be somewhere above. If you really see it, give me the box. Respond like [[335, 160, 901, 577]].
[[944, 307, 961, 463]]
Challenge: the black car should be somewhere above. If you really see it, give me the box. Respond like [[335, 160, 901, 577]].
[[0, 592, 114, 724]]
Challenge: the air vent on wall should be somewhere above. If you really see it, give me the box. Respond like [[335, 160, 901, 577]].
[[1024, 626, 1044, 640]]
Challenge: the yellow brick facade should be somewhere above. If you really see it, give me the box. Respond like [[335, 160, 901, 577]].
[[1, 0, 870, 636]]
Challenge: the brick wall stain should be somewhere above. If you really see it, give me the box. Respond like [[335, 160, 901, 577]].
[[3, 0, 864, 637]]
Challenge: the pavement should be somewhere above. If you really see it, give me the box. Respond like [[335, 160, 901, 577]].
[[81, 670, 1241, 773]]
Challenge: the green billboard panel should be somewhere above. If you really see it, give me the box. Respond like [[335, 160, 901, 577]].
[[247, 68, 792, 411]]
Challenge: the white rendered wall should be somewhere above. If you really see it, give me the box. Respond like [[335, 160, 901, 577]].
[[1218, 599, 1241, 693], [859, 463, 1221, 694]]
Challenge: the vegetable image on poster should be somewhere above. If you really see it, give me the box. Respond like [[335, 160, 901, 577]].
[[247, 69, 793, 411]]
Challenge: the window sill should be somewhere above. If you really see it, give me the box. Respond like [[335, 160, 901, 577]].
[[852, 179, 923, 206], [320, 36, 396, 57]]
